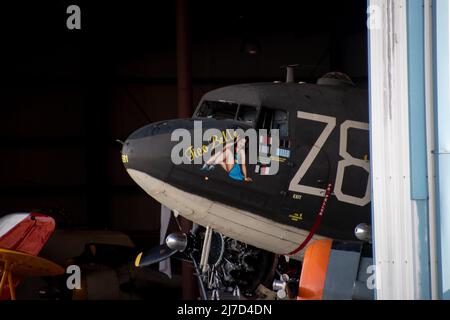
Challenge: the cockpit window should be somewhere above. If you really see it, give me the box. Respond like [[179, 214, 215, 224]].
[[196, 100, 238, 120], [273, 110, 289, 137], [236, 105, 257, 125], [257, 107, 289, 137], [196, 100, 258, 125]]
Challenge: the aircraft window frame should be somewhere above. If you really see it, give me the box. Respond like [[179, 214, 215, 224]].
[[257, 107, 290, 138], [236, 104, 258, 126], [196, 100, 239, 120], [195, 100, 259, 126]]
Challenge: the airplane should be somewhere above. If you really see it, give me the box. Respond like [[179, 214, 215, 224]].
[[0, 212, 64, 300], [121, 69, 373, 299]]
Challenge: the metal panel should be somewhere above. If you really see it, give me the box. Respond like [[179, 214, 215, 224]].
[[322, 243, 362, 300], [424, 0, 439, 300], [407, 0, 429, 200], [407, 0, 432, 300], [432, 0, 450, 300], [368, 0, 427, 299]]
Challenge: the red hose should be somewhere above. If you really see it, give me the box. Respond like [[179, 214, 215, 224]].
[[286, 183, 333, 256]]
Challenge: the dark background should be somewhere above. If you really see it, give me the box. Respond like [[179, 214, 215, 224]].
[[0, 0, 368, 245]]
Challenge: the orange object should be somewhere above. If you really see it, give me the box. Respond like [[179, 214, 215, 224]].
[[297, 239, 332, 300]]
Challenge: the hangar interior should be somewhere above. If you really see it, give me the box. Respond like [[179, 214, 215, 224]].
[[1, 0, 449, 300], [1, 1, 368, 299], [2, 1, 367, 233]]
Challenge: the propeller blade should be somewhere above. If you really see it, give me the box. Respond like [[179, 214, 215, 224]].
[[135, 244, 177, 267]]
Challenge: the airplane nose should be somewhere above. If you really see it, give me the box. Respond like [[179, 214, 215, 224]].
[[121, 120, 188, 181], [121, 118, 249, 183], [120, 140, 132, 165]]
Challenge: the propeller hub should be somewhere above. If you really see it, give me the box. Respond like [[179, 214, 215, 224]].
[[166, 232, 188, 251]]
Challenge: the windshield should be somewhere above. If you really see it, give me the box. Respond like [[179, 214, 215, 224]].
[[196, 100, 257, 125], [196, 100, 238, 120]]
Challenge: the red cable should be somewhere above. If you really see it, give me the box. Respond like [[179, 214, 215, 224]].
[[286, 183, 333, 256]]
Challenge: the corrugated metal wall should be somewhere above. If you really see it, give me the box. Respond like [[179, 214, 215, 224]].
[[368, 0, 430, 299], [369, 0, 450, 299]]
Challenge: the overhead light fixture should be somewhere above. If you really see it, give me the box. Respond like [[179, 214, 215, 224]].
[[241, 38, 261, 56]]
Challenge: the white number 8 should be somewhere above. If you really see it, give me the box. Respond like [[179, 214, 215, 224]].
[[288, 112, 370, 207], [334, 120, 370, 207]]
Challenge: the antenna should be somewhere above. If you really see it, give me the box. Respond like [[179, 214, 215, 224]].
[[281, 64, 299, 83]]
